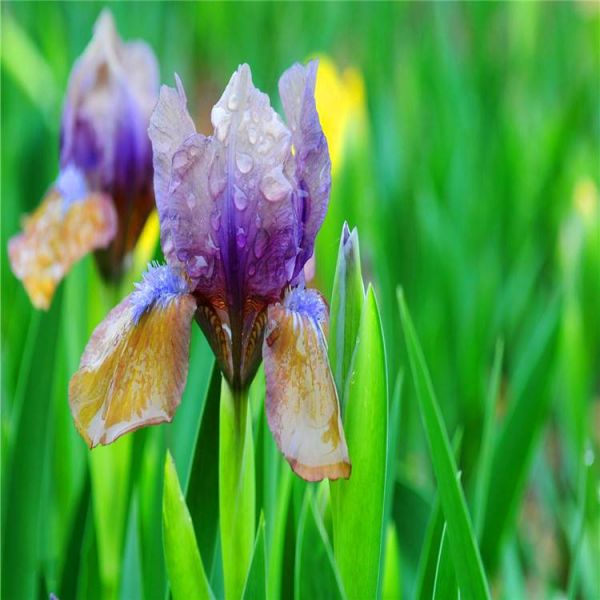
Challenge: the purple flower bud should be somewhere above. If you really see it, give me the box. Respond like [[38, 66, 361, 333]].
[[60, 10, 159, 279]]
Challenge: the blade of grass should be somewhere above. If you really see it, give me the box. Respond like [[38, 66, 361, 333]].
[[163, 451, 213, 600], [432, 524, 458, 600], [398, 289, 490, 600], [480, 297, 560, 571], [185, 362, 221, 572], [295, 491, 346, 600], [242, 514, 267, 600], [472, 340, 504, 535], [1, 289, 62, 599]]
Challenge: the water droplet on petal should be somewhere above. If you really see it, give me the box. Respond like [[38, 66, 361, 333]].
[[236, 227, 247, 249], [260, 166, 292, 203], [228, 93, 239, 111], [248, 263, 256, 276], [212, 106, 231, 142], [209, 159, 226, 198], [253, 228, 269, 259], [233, 185, 248, 211], [248, 126, 258, 145], [187, 254, 208, 277], [236, 152, 253, 174]]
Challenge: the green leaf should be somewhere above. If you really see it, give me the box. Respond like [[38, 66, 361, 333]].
[[295, 491, 346, 600], [472, 340, 504, 535], [186, 362, 221, 572], [414, 494, 445, 600], [414, 433, 462, 600], [242, 514, 267, 600], [432, 524, 458, 600], [1, 290, 62, 599], [219, 379, 255, 600], [382, 523, 402, 600], [329, 222, 365, 401], [479, 298, 559, 570], [398, 289, 490, 600], [331, 285, 388, 600], [162, 451, 213, 600]]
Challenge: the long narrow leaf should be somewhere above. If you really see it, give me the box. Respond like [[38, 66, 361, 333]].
[[398, 289, 490, 600], [163, 451, 213, 600]]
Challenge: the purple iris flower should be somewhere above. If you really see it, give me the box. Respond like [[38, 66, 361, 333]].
[[70, 61, 350, 482], [8, 11, 158, 309]]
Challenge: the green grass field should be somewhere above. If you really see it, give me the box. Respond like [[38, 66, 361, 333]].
[[2, 2, 599, 599]]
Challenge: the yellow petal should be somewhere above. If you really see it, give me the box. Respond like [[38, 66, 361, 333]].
[[69, 292, 196, 448], [8, 189, 116, 309], [263, 298, 351, 482]]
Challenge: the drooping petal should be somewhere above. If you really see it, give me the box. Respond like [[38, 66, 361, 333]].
[[60, 10, 158, 278], [279, 60, 332, 278], [69, 264, 196, 447], [8, 170, 117, 310], [262, 287, 350, 482]]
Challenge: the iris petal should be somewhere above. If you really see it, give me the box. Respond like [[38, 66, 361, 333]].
[[262, 287, 351, 482], [8, 180, 116, 310], [279, 60, 332, 279], [69, 264, 196, 447]]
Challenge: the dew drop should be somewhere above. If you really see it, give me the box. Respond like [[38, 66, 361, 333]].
[[253, 228, 269, 259], [236, 227, 247, 249], [248, 263, 256, 276], [187, 254, 208, 277], [212, 106, 231, 142], [233, 185, 248, 211], [228, 93, 239, 111], [209, 160, 226, 198], [236, 152, 253, 174], [260, 166, 292, 202], [248, 126, 258, 145]]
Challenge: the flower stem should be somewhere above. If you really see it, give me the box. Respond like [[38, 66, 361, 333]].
[[219, 378, 255, 600]]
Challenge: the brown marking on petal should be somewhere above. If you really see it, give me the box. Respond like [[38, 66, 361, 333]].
[[69, 293, 196, 447], [262, 301, 351, 482], [195, 302, 233, 382], [8, 189, 117, 310], [289, 458, 351, 483]]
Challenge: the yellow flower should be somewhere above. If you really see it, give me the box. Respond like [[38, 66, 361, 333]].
[[314, 56, 366, 176]]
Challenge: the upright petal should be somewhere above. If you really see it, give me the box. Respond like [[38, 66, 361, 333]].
[[8, 168, 116, 310], [147, 76, 197, 267], [262, 287, 350, 481], [69, 264, 196, 447], [279, 60, 332, 278], [60, 10, 158, 278]]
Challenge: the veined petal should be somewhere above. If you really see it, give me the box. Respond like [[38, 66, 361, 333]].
[[8, 176, 116, 310], [279, 60, 332, 278], [69, 264, 196, 447], [262, 287, 350, 482]]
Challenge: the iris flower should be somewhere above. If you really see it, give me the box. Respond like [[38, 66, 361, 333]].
[[69, 60, 351, 482], [8, 11, 158, 309]]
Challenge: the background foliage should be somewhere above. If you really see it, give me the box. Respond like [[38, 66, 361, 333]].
[[2, 2, 599, 599]]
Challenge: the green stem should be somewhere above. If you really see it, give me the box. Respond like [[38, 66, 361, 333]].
[[219, 379, 255, 600]]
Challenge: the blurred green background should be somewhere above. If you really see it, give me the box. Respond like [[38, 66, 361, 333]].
[[2, 2, 599, 599]]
